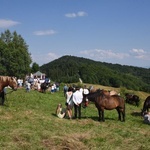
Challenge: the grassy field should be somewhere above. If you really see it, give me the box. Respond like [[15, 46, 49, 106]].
[[0, 84, 150, 150]]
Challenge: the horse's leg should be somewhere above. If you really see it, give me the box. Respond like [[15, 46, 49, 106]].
[[101, 110, 105, 122], [135, 101, 137, 107], [98, 109, 102, 121], [116, 108, 121, 121], [135, 99, 139, 107], [122, 110, 125, 122], [98, 109, 101, 121], [1, 91, 5, 105], [121, 104, 125, 122]]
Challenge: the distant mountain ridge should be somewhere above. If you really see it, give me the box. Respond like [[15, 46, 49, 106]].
[[40, 55, 150, 92]]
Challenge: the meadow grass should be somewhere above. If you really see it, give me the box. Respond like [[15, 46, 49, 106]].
[[0, 85, 149, 150]]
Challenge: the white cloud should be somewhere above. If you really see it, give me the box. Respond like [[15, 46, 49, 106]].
[[33, 30, 57, 36], [130, 48, 150, 60], [79, 48, 150, 67], [47, 52, 59, 60], [80, 49, 129, 60], [32, 52, 60, 66], [65, 11, 88, 18], [77, 11, 88, 17], [65, 13, 77, 18], [131, 48, 145, 54], [31, 48, 150, 67], [0, 19, 20, 28]]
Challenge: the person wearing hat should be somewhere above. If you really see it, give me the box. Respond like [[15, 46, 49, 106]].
[[72, 87, 83, 119], [83, 85, 89, 95]]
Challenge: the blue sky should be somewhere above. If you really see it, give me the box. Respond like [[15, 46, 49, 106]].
[[0, 0, 150, 68]]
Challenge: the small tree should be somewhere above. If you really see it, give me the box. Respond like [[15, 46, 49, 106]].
[[31, 62, 40, 73]]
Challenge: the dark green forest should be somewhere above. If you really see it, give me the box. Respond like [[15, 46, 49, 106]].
[[40, 55, 150, 92]]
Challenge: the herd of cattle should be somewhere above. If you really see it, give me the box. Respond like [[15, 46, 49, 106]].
[[0, 75, 150, 119]]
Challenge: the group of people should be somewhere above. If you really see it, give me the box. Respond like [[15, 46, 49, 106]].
[[24, 76, 61, 93], [56, 85, 89, 119]]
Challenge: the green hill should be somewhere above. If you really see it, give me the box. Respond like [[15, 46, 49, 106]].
[[40, 55, 150, 92]]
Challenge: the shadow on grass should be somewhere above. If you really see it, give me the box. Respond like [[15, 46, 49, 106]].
[[52, 113, 57, 117], [82, 116, 116, 122], [131, 111, 141, 117]]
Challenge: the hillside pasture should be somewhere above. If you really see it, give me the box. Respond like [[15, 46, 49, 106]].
[[0, 85, 150, 150]]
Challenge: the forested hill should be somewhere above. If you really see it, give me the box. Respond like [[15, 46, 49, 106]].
[[40, 55, 150, 92]]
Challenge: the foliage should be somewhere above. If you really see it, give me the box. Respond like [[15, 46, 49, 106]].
[[40, 55, 150, 92], [31, 62, 40, 73], [0, 30, 32, 78], [0, 86, 149, 150], [119, 87, 128, 97]]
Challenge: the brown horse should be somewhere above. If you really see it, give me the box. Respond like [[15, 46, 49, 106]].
[[0, 76, 18, 105], [83, 90, 125, 122]]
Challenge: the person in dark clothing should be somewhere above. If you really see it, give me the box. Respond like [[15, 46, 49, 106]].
[[72, 87, 83, 119], [63, 85, 68, 97]]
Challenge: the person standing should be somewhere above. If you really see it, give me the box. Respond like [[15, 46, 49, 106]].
[[26, 82, 31, 92], [63, 84, 68, 97], [65, 87, 74, 119], [51, 84, 55, 93], [72, 87, 83, 119], [37, 81, 41, 91]]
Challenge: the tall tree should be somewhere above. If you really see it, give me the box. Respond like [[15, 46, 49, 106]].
[[0, 30, 32, 78], [31, 62, 40, 73]]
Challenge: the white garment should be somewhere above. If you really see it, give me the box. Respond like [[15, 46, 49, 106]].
[[80, 88, 83, 93], [37, 83, 41, 90], [73, 90, 83, 105], [83, 88, 89, 95], [66, 91, 73, 105], [57, 108, 66, 119], [51, 85, 54, 90], [27, 83, 31, 89]]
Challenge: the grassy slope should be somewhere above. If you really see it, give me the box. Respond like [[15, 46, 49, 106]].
[[0, 85, 150, 150]]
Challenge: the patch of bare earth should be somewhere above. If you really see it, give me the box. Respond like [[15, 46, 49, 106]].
[[0, 112, 13, 120], [42, 132, 92, 150]]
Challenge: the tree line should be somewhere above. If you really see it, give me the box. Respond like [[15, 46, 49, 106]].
[[1, 30, 150, 92], [40, 55, 150, 92]]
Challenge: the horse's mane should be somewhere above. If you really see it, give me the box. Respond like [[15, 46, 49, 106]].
[[85, 89, 101, 102], [0, 76, 9, 82], [86, 89, 118, 102]]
